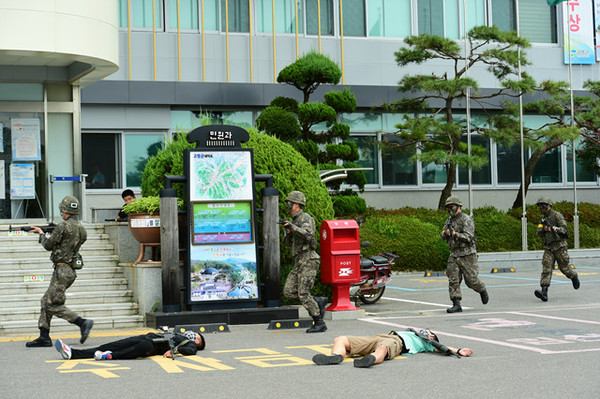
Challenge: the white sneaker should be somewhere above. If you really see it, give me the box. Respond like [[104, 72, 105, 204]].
[[55, 339, 72, 360], [94, 350, 113, 360]]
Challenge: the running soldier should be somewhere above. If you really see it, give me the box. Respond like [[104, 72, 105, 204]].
[[441, 196, 488, 313], [282, 191, 328, 333], [534, 197, 580, 301], [25, 196, 93, 348]]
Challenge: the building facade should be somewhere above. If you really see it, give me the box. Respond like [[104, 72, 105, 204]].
[[1, 1, 599, 222]]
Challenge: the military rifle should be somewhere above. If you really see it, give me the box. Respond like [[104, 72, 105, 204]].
[[446, 219, 455, 245], [540, 217, 561, 239], [9, 223, 57, 234], [154, 326, 178, 360]]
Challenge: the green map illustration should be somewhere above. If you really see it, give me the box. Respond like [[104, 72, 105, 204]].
[[191, 152, 252, 200]]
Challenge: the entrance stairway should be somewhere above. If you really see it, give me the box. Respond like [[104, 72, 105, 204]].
[[0, 224, 144, 336]]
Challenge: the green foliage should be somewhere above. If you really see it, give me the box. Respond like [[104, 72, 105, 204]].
[[255, 106, 301, 141], [360, 215, 450, 271], [332, 195, 367, 217], [122, 196, 185, 214], [277, 51, 342, 101], [388, 26, 534, 209], [141, 131, 195, 199], [258, 51, 364, 192], [324, 88, 357, 113], [473, 207, 522, 252]]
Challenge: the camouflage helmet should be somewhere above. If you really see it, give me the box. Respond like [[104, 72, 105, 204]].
[[536, 197, 553, 206], [445, 196, 463, 207], [59, 195, 80, 215], [285, 191, 306, 206]]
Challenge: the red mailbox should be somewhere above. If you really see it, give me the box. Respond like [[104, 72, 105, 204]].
[[320, 219, 361, 311]]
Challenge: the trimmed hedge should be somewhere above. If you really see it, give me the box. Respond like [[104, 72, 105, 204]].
[[357, 203, 600, 272]]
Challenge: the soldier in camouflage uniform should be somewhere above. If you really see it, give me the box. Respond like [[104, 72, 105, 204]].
[[534, 197, 580, 302], [25, 196, 94, 348], [441, 196, 488, 313], [282, 191, 328, 333]]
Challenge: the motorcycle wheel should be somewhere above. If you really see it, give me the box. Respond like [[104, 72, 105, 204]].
[[359, 286, 385, 305]]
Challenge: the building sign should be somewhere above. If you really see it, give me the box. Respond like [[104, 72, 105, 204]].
[[563, 0, 595, 64], [11, 118, 41, 161], [185, 125, 258, 305]]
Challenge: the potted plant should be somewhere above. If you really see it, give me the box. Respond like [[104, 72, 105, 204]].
[[122, 196, 162, 244]]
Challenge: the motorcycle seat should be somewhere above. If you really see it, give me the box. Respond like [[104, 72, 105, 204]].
[[360, 258, 374, 269], [368, 255, 389, 265]]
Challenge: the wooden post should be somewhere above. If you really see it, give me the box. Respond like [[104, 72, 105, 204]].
[[262, 186, 281, 307], [160, 188, 181, 313]]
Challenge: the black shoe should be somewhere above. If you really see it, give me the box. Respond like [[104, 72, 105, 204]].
[[480, 290, 489, 305], [572, 275, 580, 290], [312, 354, 343, 365], [447, 299, 462, 313], [534, 286, 548, 302], [306, 317, 327, 333], [353, 354, 376, 368], [26, 337, 52, 348], [80, 319, 94, 344]]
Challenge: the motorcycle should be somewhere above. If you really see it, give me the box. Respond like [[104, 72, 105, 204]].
[[349, 242, 397, 305]]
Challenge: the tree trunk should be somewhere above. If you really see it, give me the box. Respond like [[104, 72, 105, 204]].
[[438, 163, 457, 209], [511, 139, 564, 209]]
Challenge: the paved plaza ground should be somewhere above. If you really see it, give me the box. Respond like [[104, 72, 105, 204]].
[[1, 263, 599, 398]]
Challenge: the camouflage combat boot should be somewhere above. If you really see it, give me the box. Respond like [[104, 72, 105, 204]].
[[314, 296, 329, 319], [534, 286, 549, 302], [447, 298, 462, 313], [571, 275, 580, 290]]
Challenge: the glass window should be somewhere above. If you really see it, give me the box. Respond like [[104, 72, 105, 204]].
[[341, 0, 366, 37], [131, 0, 163, 29], [464, 0, 486, 36], [532, 146, 561, 183], [382, 134, 417, 185], [422, 161, 447, 184], [0, 83, 43, 101], [306, 0, 334, 35], [445, 0, 460, 39], [566, 139, 596, 182], [340, 113, 383, 131], [82, 133, 119, 189], [417, 0, 444, 36], [458, 134, 491, 185], [496, 143, 525, 184], [519, 0, 556, 43], [119, 0, 129, 27], [125, 134, 165, 187], [256, 0, 303, 33], [368, 0, 411, 37], [491, 0, 516, 31], [169, 0, 199, 29], [220, 0, 249, 32], [349, 136, 378, 184], [203, 0, 219, 30]]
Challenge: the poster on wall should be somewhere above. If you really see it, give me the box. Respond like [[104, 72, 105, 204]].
[[595, 0, 600, 61], [189, 243, 258, 302], [11, 118, 41, 161], [0, 160, 5, 200], [10, 163, 35, 199], [189, 151, 253, 201], [563, 1, 595, 64]]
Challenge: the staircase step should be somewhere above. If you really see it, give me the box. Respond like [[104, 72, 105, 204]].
[[0, 255, 119, 270], [0, 290, 135, 308], [0, 302, 140, 321], [0, 315, 145, 336], [0, 267, 124, 283], [0, 244, 115, 258], [0, 278, 130, 295]]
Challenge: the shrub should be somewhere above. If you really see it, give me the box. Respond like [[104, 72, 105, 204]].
[[359, 214, 450, 271], [332, 195, 367, 217], [473, 207, 522, 252]]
